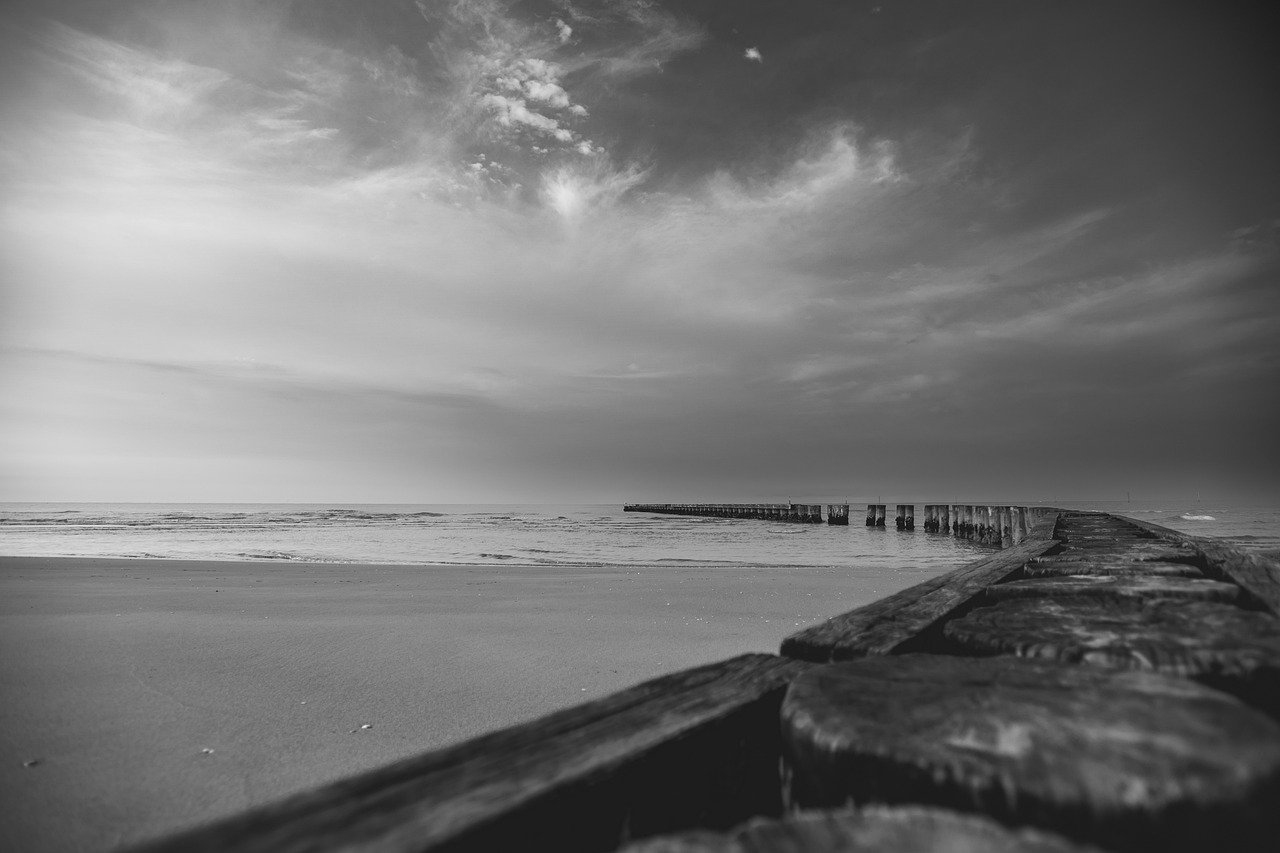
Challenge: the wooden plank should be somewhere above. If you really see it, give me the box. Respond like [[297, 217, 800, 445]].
[[780, 654, 1280, 852], [1022, 560, 1205, 579], [780, 536, 1060, 661], [128, 654, 811, 853], [621, 805, 1102, 853], [983, 575, 1242, 605], [1054, 539, 1166, 552], [1040, 545, 1200, 563], [943, 597, 1280, 715]]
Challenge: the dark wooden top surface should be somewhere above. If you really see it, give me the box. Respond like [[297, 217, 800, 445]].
[[982, 574, 1243, 604], [621, 805, 1105, 853], [779, 654, 1280, 852]]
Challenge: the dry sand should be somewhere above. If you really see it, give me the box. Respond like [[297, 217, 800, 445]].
[[0, 555, 936, 851]]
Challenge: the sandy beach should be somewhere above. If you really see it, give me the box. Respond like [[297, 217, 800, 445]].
[[0, 555, 933, 852]]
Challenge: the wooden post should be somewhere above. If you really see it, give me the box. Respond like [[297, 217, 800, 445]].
[[865, 505, 876, 526], [895, 505, 906, 530], [905, 505, 915, 531], [875, 505, 886, 527], [942, 505, 951, 534]]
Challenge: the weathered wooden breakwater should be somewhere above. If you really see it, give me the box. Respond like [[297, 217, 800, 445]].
[[625, 502, 1030, 544], [624, 503, 827, 523], [625, 502, 1033, 549], [132, 509, 1280, 853]]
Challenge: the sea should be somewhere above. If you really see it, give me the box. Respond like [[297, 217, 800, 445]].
[[2, 500, 1277, 568]]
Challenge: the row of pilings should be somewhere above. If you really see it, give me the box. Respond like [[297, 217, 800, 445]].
[[624, 502, 1031, 545], [861, 503, 1031, 547], [622, 503, 836, 524]]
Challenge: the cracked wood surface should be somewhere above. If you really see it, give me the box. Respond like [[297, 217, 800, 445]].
[[942, 596, 1280, 715], [780, 654, 1280, 853], [981, 574, 1243, 605], [620, 805, 1103, 853]]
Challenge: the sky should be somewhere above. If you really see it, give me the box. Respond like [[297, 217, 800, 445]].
[[1, 0, 1277, 504]]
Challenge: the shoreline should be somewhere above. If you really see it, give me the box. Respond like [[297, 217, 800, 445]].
[[1, 554, 926, 852], [125, 509, 1280, 853]]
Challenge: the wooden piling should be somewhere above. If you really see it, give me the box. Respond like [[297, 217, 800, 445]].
[[904, 505, 915, 531], [623, 503, 838, 525], [875, 505, 886, 527], [780, 654, 1280, 852]]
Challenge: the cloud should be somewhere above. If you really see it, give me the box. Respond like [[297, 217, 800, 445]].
[[744, 47, 763, 63], [482, 92, 574, 141], [540, 156, 649, 220], [4, 1, 1277, 502], [554, 0, 706, 78], [555, 18, 573, 44]]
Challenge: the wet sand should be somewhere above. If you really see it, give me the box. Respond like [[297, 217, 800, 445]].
[[0, 555, 935, 852]]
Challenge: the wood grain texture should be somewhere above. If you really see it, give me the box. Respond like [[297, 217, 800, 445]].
[[1041, 545, 1200, 563], [1022, 560, 1204, 579], [780, 654, 1280, 852], [983, 575, 1242, 605], [127, 654, 811, 853], [1115, 516, 1280, 617], [780, 535, 1061, 661], [620, 805, 1102, 853], [943, 597, 1280, 714], [1192, 543, 1280, 616]]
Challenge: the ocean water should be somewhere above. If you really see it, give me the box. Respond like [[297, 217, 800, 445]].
[[2, 500, 1277, 567]]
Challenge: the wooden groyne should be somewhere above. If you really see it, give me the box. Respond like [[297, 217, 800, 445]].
[[131, 509, 1280, 853], [626, 501, 1032, 547], [624, 503, 827, 523]]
